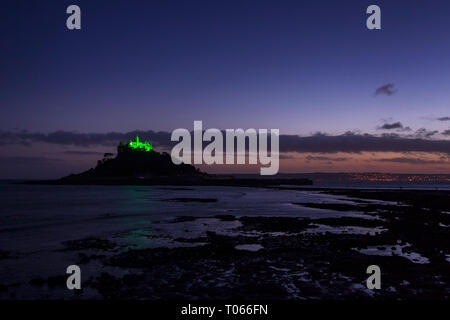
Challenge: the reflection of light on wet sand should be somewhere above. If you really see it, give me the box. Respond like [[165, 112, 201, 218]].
[[303, 224, 386, 236], [234, 244, 264, 252], [353, 244, 430, 264]]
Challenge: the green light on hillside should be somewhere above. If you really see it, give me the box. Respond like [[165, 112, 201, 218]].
[[128, 136, 153, 152]]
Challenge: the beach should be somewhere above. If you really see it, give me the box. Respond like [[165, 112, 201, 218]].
[[0, 182, 449, 300]]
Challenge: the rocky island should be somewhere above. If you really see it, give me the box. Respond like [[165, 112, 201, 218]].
[[29, 136, 313, 187]]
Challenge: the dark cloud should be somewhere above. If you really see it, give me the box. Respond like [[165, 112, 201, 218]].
[[305, 155, 348, 162], [2, 130, 450, 155], [0, 156, 62, 165], [442, 130, 450, 136], [278, 154, 296, 160], [0, 130, 172, 148], [437, 117, 450, 121], [62, 151, 105, 155], [375, 83, 397, 96], [411, 128, 439, 139], [375, 157, 447, 165], [279, 132, 450, 154], [378, 122, 403, 130]]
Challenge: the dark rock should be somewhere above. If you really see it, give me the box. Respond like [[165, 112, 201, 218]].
[[62, 237, 117, 251]]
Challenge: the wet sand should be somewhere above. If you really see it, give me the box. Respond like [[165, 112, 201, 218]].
[[1, 188, 449, 300]]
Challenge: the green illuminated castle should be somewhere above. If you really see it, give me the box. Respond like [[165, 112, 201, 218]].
[[128, 136, 153, 151], [118, 136, 153, 153]]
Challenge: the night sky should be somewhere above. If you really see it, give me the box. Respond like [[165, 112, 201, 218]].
[[1, 0, 450, 178]]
